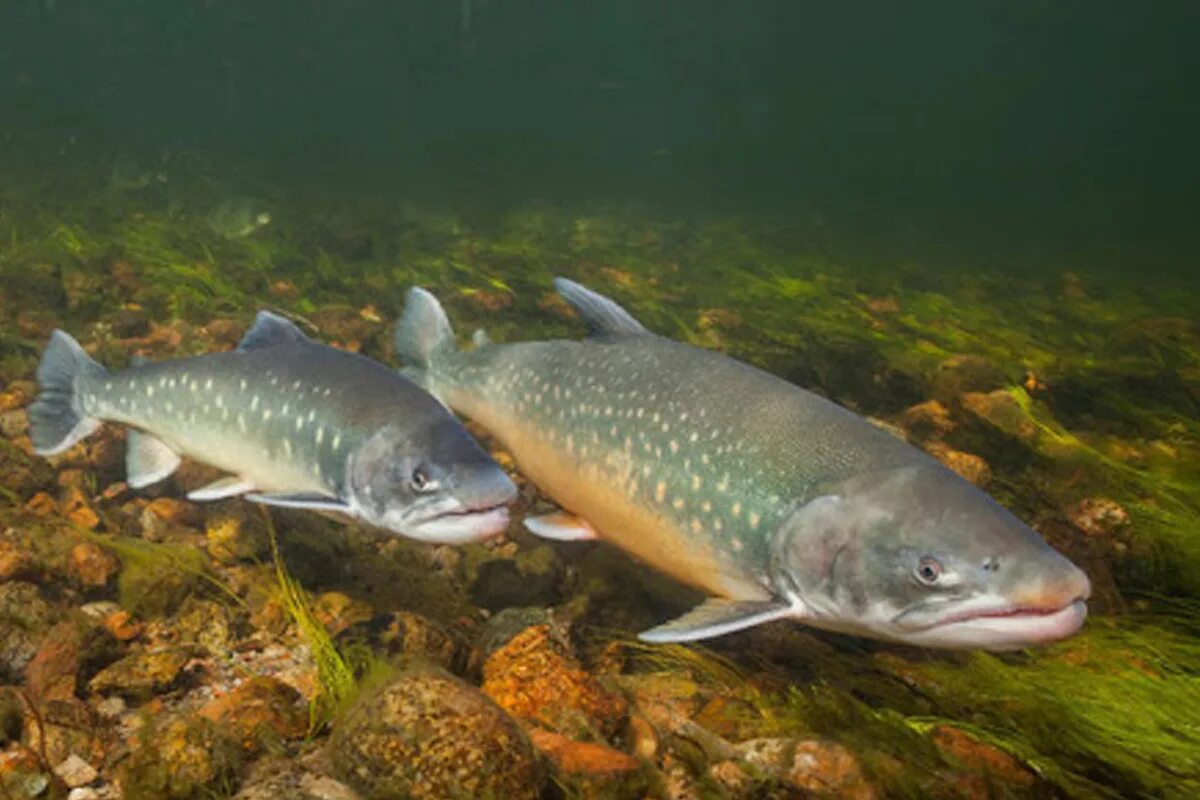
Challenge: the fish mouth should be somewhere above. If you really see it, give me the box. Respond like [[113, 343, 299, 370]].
[[901, 597, 1089, 650], [406, 503, 512, 545]]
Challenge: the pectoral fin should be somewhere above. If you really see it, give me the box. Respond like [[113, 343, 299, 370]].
[[638, 598, 795, 643], [126, 430, 181, 489], [523, 511, 599, 542], [187, 476, 256, 502], [244, 491, 351, 513]]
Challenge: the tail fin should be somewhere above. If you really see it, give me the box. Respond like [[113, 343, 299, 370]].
[[28, 330, 108, 455], [395, 287, 458, 372]]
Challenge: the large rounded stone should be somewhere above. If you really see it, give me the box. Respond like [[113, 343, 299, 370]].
[[329, 665, 542, 800]]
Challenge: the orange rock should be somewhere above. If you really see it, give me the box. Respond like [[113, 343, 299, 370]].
[[268, 279, 299, 298], [0, 539, 31, 581], [464, 289, 513, 311], [68, 542, 120, 587], [61, 487, 100, 530], [961, 390, 1038, 443], [931, 725, 1036, 792], [865, 296, 900, 315], [26, 621, 85, 701], [199, 676, 309, 752], [143, 497, 198, 526], [481, 625, 628, 738], [102, 610, 143, 641], [897, 400, 956, 438], [527, 728, 640, 775], [24, 491, 59, 517], [923, 441, 992, 486]]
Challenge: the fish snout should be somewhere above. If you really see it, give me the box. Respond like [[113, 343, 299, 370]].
[[457, 462, 518, 511], [1010, 557, 1091, 612]]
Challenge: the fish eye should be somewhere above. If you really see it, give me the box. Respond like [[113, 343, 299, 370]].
[[915, 556, 943, 585], [410, 467, 434, 492]]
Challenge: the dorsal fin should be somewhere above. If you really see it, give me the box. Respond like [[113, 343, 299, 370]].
[[237, 311, 311, 352], [553, 277, 649, 337]]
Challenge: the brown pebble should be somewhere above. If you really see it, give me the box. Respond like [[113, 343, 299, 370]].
[[24, 491, 59, 517], [68, 542, 120, 587]]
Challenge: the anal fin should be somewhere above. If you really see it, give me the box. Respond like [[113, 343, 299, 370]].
[[638, 598, 795, 643], [126, 430, 181, 489], [188, 476, 256, 502], [524, 511, 599, 542], [244, 491, 351, 513]]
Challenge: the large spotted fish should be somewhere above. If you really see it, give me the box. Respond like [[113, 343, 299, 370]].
[[396, 278, 1091, 649], [28, 312, 515, 544]]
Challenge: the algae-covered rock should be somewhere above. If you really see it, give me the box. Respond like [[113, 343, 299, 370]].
[[481, 623, 628, 739], [67, 541, 121, 588], [88, 647, 189, 700], [119, 713, 243, 800], [234, 756, 364, 800], [199, 676, 308, 753], [329, 664, 543, 800], [527, 728, 647, 798], [0, 743, 50, 799], [733, 737, 876, 800], [205, 505, 269, 563], [469, 544, 564, 611], [25, 615, 118, 702], [0, 581, 56, 682]]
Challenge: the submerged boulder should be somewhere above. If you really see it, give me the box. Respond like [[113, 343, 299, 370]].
[[329, 665, 542, 800]]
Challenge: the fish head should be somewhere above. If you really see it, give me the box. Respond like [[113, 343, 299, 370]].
[[772, 462, 1090, 650], [346, 418, 516, 544]]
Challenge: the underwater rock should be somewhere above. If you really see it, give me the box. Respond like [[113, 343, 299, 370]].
[[329, 664, 542, 800], [118, 713, 243, 800], [475, 606, 562, 656], [923, 441, 993, 486], [527, 728, 645, 796], [0, 539, 33, 582], [88, 647, 189, 700], [198, 676, 308, 753], [0, 581, 56, 682], [619, 672, 707, 737], [930, 725, 1036, 795], [233, 756, 364, 800], [1066, 497, 1131, 537], [311, 592, 375, 639], [60, 485, 101, 530], [53, 753, 98, 789], [68, 542, 121, 588], [897, 399, 957, 439], [174, 598, 237, 655], [204, 505, 269, 564], [733, 738, 875, 800], [481, 623, 628, 739], [931, 355, 1009, 403], [960, 388, 1040, 444], [25, 616, 117, 702], [335, 611, 471, 675], [140, 498, 201, 542], [0, 743, 50, 799]]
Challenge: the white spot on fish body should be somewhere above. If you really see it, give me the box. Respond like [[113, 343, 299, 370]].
[[669, 440, 679, 454], [263, 409, 273, 421], [146, 385, 154, 397], [692, 475, 701, 491], [315, 426, 324, 444], [673, 497, 685, 510], [105, 381, 113, 391], [206, 378, 214, 390], [238, 379, 245, 391], [749, 512, 761, 529], [731, 537, 744, 552], [282, 438, 292, 457], [251, 395, 260, 411], [732, 502, 742, 518], [292, 380, 301, 389], [332, 433, 342, 451]]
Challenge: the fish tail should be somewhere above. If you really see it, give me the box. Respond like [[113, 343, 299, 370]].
[[28, 330, 108, 455], [396, 287, 459, 377]]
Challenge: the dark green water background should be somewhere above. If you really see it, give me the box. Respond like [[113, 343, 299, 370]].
[[2, 0, 1197, 274]]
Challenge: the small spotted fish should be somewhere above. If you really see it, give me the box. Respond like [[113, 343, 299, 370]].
[[396, 279, 1091, 649], [28, 312, 515, 544]]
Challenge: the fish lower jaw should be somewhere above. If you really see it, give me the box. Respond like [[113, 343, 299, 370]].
[[904, 599, 1088, 650], [404, 505, 511, 545]]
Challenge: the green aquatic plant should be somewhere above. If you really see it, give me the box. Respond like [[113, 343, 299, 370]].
[[263, 512, 393, 733], [897, 617, 1200, 800], [83, 530, 235, 617]]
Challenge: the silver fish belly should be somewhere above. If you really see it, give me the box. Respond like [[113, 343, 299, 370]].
[[396, 279, 1091, 650], [29, 311, 515, 544]]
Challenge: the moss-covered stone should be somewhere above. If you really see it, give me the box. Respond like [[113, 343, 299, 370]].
[[329, 665, 543, 800]]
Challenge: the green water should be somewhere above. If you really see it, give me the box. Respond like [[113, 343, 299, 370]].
[[1, 2, 1197, 799]]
